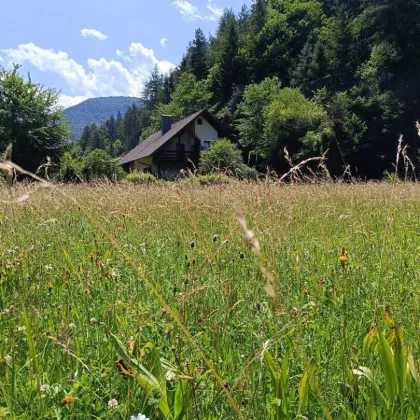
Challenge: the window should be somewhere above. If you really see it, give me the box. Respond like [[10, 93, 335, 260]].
[[197, 118, 203, 125], [203, 141, 211, 149]]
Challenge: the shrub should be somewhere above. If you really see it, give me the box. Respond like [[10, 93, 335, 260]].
[[83, 149, 125, 181], [235, 164, 260, 180], [125, 171, 157, 184], [199, 138, 243, 173], [196, 174, 230, 185], [58, 152, 83, 182]]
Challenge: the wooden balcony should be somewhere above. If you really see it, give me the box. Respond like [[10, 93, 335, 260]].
[[157, 150, 193, 162]]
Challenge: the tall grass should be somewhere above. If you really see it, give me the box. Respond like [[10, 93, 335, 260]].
[[0, 182, 419, 418]]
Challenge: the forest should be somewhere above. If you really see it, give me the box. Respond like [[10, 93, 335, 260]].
[[73, 0, 420, 178]]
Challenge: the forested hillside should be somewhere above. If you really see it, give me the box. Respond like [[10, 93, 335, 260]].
[[75, 0, 420, 178], [64, 97, 142, 140]]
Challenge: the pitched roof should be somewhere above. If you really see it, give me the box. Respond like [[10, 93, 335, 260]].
[[119, 109, 226, 166], [119, 110, 201, 165]]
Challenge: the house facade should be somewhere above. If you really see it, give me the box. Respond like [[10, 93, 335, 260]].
[[119, 109, 226, 178]]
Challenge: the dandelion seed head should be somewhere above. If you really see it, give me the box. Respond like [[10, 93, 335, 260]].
[[108, 398, 118, 409], [40, 384, 50, 394]]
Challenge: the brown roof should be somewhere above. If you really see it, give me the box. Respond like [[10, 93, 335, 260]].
[[119, 109, 226, 166]]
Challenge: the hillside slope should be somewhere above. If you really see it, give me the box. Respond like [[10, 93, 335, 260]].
[[64, 97, 142, 140]]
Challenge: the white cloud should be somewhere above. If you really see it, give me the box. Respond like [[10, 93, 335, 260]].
[[0, 42, 175, 105], [172, 0, 223, 22], [58, 95, 88, 108], [160, 38, 168, 47], [128, 42, 175, 74], [81, 28, 108, 40], [207, 1, 223, 20], [172, 0, 205, 21], [116, 49, 131, 62]]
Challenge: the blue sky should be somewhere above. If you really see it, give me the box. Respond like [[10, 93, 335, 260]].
[[1, 0, 250, 108]]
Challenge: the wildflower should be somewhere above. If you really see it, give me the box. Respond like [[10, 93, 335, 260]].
[[68, 323, 76, 330], [130, 414, 150, 420], [108, 399, 118, 410], [61, 395, 75, 405], [45, 264, 53, 271], [116, 359, 134, 377], [40, 384, 50, 394], [338, 255, 347, 265], [90, 318, 98, 325], [165, 370, 175, 382], [17, 326, 26, 332]]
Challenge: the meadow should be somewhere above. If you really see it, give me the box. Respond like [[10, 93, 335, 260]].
[[0, 181, 419, 419]]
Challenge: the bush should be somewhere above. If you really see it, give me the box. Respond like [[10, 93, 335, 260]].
[[181, 173, 230, 186], [235, 164, 260, 180], [199, 138, 243, 173], [58, 152, 83, 182], [83, 149, 125, 181], [125, 171, 157, 184]]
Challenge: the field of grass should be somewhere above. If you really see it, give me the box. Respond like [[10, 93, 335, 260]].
[[1, 182, 420, 419]]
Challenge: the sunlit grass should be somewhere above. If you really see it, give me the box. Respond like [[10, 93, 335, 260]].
[[0, 182, 419, 418]]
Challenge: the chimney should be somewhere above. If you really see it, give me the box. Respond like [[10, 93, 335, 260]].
[[161, 115, 172, 135]]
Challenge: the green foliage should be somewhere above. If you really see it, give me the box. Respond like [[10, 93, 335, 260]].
[[1, 183, 420, 417], [58, 152, 83, 182], [144, 73, 213, 138], [0, 65, 69, 173], [263, 88, 333, 164], [82, 149, 125, 181], [72, 0, 420, 178], [237, 77, 283, 150], [199, 138, 244, 174], [125, 171, 157, 184]]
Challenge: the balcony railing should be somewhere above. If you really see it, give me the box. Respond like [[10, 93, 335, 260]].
[[157, 150, 192, 162]]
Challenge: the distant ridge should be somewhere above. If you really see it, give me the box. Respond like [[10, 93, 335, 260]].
[[64, 96, 142, 140]]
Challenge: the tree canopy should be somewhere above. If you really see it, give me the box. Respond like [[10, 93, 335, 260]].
[[0, 65, 69, 172], [70, 0, 420, 178]]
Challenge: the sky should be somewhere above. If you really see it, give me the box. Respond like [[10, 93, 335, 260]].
[[1, 0, 250, 108]]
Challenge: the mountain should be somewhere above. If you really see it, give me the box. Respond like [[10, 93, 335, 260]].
[[64, 96, 142, 140]]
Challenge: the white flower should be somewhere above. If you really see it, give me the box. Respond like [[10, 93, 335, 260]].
[[18, 326, 26, 332], [68, 323, 76, 330], [130, 414, 150, 420], [108, 399, 118, 410], [165, 370, 175, 382], [44, 264, 53, 271], [40, 384, 50, 394]]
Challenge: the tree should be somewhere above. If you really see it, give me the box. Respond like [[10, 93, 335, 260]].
[[144, 73, 212, 137], [199, 138, 243, 173], [263, 88, 333, 168], [237, 77, 283, 151], [185, 29, 208, 81], [0, 65, 69, 172], [142, 66, 164, 110], [82, 149, 125, 181]]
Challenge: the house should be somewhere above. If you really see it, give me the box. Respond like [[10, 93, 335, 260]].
[[119, 109, 227, 177]]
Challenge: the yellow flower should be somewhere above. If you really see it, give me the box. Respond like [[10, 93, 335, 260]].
[[61, 395, 76, 405], [338, 255, 347, 265]]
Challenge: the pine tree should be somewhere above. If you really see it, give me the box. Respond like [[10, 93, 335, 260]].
[[186, 28, 209, 80], [142, 66, 164, 110]]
